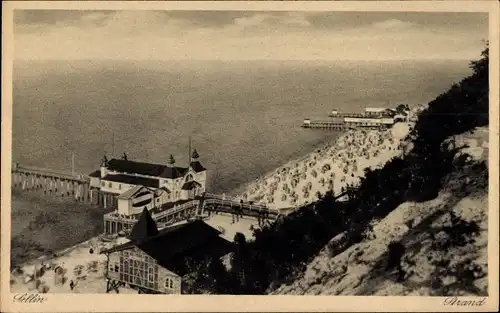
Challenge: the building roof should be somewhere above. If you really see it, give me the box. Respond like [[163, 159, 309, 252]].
[[181, 180, 202, 190], [107, 159, 167, 177], [101, 216, 233, 275], [189, 161, 206, 173], [102, 174, 159, 188], [88, 170, 101, 178], [155, 187, 170, 196], [117, 185, 155, 200], [106, 159, 189, 179], [159, 166, 188, 179]]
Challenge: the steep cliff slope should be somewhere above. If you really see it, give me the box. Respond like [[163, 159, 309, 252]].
[[273, 127, 489, 296]]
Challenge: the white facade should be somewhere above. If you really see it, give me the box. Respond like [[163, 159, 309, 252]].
[[90, 152, 207, 209], [101, 180, 136, 195], [90, 176, 101, 188], [107, 248, 182, 294], [365, 107, 387, 113], [344, 117, 394, 126], [116, 186, 172, 216]]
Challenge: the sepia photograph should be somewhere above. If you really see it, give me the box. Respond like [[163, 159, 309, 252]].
[[1, 1, 499, 312]]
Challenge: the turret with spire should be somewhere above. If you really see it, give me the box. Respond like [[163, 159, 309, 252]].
[[189, 148, 206, 173], [191, 149, 199, 161], [168, 154, 176, 166]]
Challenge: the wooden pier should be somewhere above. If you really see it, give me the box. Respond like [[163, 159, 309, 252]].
[[302, 118, 393, 131], [302, 120, 349, 130], [103, 193, 282, 235]]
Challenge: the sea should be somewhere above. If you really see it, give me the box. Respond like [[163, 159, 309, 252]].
[[12, 59, 473, 194]]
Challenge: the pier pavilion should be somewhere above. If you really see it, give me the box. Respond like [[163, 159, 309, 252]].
[[89, 149, 207, 209]]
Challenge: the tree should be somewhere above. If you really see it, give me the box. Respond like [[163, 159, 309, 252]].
[[470, 42, 488, 76], [231, 232, 249, 287]]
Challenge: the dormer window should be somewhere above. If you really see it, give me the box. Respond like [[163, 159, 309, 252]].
[[185, 174, 194, 182]]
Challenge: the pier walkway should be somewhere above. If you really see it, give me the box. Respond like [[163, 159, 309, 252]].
[[12, 164, 88, 183], [103, 194, 281, 235], [302, 119, 392, 130], [11, 163, 102, 204], [302, 120, 349, 130]]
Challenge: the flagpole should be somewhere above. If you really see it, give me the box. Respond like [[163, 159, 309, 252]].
[[188, 136, 192, 165], [72, 153, 75, 176]]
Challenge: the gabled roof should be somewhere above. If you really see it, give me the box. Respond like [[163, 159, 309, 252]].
[[189, 161, 206, 173], [159, 166, 188, 179], [181, 180, 202, 190], [128, 208, 159, 242], [102, 174, 159, 188], [159, 186, 171, 192], [88, 170, 101, 178], [101, 219, 233, 275], [117, 185, 157, 200], [107, 159, 167, 177], [154, 187, 171, 197], [105, 158, 198, 179]]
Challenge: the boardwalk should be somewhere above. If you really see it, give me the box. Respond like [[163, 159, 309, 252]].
[[302, 120, 349, 130], [302, 119, 392, 130], [12, 164, 88, 183], [11, 163, 97, 204]]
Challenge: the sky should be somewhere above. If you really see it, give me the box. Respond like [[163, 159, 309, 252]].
[[13, 10, 489, 61]]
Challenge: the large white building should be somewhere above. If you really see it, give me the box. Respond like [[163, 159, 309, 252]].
[[89, 149, 207, 210]]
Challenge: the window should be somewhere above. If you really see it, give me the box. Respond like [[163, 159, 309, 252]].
[[109, 262, 119, 272], [148, 267, 154, 283], [119, 184, 122, 190], [165, 278, 174, 289], [102, 181, 105, 187], [108, 182, 112, 188]]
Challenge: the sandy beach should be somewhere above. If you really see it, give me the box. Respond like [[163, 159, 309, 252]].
[[238, 121, 414, 211], [10, 213, 261, 294]]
